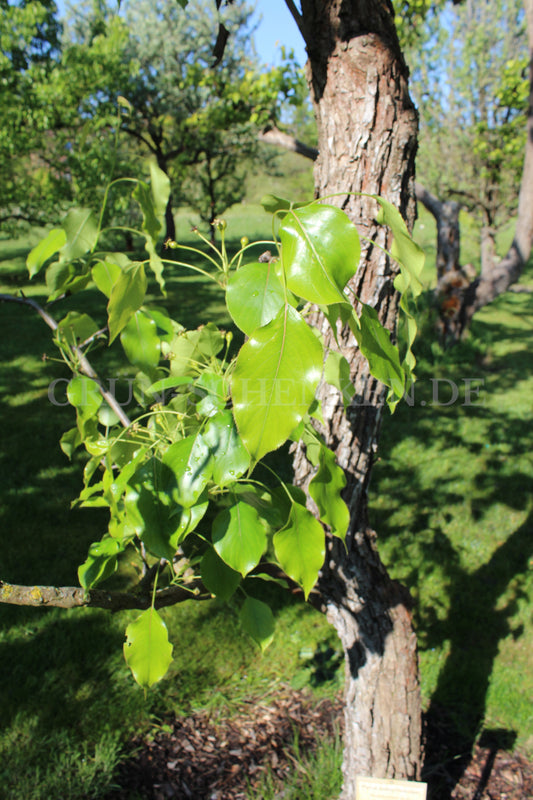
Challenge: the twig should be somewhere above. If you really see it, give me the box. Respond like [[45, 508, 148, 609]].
[[0, 293, 132, 428]]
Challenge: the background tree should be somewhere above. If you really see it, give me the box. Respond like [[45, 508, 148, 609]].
[[405, 0, 533, 339]]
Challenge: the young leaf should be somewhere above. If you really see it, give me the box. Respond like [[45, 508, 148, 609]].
[[226, 261, 285, 336], [273, 503, 325, 599], [239, 596, 275, 652], [280, 205, 360, 305], [212, 500, 267, 576], [231, 305, 323, 461], [27, 228, 66, 278], [107, 262, 147, 343], [309, 445, 349, 542], [123, 608, 173, 688]]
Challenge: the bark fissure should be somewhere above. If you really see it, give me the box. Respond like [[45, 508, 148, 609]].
[[292, 2, 422, 795]]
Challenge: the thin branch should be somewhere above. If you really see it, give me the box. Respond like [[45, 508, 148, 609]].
[[0, 580, 210, 611], [284, 0, 305, 39], [121, 125, 158, 154], [0, 293, 131, 428], [259, 125, 318, 161]]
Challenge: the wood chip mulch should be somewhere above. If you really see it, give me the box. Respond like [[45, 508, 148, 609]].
[[104, 689, 342, 800], [104, 690, 533, 800]]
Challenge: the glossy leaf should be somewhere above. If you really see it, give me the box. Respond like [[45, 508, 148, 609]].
[[56, 312, 99, 348], [27, 228, 66, 278], [133, 162, 170, 293], [226, 261, 285, 335], [203, 410, 250, 486], [123, 608, 173, 688], [309, 445, 349, 541], [212, 500, 267, 576], [168, 497, 209, 550], [120, 310, 160, 373], [125, 459, 181, 559], [195, 372, 226, 418], [231, 305, 323, 461], [67, 377, 103, 438], [280, 205, 360, 305], [107, 262, 147, 343], [239, 596, 275, 652], [163, 433, 212, 508], [46, 259, 92, 301], [201, 547, 241, 601], [273, 503, 325, 599]]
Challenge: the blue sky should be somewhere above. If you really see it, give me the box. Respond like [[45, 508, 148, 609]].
[[250, 0, 306, 66]]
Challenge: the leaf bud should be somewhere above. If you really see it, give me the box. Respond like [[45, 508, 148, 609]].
[[240, 236, 249, 248]]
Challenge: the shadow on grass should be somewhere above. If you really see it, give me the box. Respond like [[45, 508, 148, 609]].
[[371, 310, 533, 797]]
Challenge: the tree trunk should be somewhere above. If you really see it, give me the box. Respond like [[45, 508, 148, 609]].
[[292, 1, 422, 795]]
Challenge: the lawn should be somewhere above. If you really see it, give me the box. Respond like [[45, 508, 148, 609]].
[[0, 199, 532, 798]]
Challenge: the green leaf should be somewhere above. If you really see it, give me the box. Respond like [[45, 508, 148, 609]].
[[273, 503, 325, 599], [123, 608, 173, 688], [120, 310, 160, 374], [195, 372, 226, 418], [324, 350, 355, 409], [62, 207, 99, 260], [226, 261, 285, 336], [280, 205, 360, 305], [168, 497, 209, 550], [231, 305, 323, 461], [92, 258, 123, 298], [27, 228, 66, 278], [201, 547, 241, 601], [125, 477, 175, 561], [107, 262, 147, 343], [374, 196, 425, 298], [133, 163, 170, 293], [149, 160, 171, 220], [67, 377, 103, 438], [351, 303, 405, 403], [56, 312, 99, 348], [60, 426, 81, 459], [239, 596, 275, 652], [309, 445, 349, 541], [168, 324, 225, 376], [45, 259, 92, 301], [163, 433, 212, 508], [261, 194, 291, 214], [203, 410, 250, 486], [78, 536, 124, 589], [212, 500, 267, 576]]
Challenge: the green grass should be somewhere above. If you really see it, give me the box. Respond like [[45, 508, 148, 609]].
[[1, 201, 533, 797]]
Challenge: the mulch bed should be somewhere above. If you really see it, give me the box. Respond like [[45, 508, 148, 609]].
[[104, 690, 533, 800]]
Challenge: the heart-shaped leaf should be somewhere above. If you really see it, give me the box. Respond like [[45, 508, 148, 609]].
[[231, 305, 323, 461]]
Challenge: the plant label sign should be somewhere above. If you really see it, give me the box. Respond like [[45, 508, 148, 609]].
[[356, 776, 427, 800]]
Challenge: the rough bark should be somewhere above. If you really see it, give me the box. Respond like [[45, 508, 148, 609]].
[[291, 1, 422, 795]]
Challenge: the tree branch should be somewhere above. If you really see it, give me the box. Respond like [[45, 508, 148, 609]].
[[414, 182, 443, 219], [284, 0, 305, 39], [0, 293, 132, 428], [259, 125, 318, 161], [0, 580, 210, 611]]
